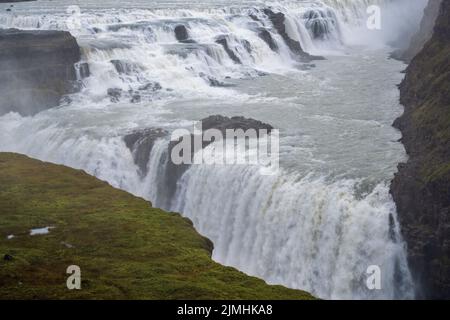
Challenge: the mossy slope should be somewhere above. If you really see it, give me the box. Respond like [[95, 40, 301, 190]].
[[0, 152, 314, 300]]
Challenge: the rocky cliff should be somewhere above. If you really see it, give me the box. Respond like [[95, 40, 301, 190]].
[[0, 29, 81, 116], [393, 0, 442, 62], [391, 0, 450, 299]]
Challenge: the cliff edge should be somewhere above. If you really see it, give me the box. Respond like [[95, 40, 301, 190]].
[[0, 153, 314, 299], [391, 0, 450, 299]]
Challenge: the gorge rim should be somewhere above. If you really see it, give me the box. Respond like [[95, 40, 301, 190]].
[[1, 0, 446, 301]]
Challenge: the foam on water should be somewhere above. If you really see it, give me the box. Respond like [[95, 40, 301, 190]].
[[0, 0, 428, 299]]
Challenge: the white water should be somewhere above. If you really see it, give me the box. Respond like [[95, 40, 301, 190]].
[[30, 226, 54, 236], [0, 0, 428, 299]]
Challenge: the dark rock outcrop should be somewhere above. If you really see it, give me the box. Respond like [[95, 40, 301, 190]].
[[165, 115, 274, 200], [200, 115, 273, 137], [258, 28, 278, 51], [107, 88, 122, 102], [78, 62, 90, 79], [124, 128, 168, 176], [110, 59, 144, 75], [130, 93, 141, 104], [263, 8, 323, 61], [0, 29, 81, 116], [215, 35, 241, 64], [391, 0, 450, 299], [123, 115, 273, 208], [138, 81, 162, 92], [303, 9, 337, 40], [392, 0, 442, 62], [198, 72, 234, 87], [174, 25, 195, 43]]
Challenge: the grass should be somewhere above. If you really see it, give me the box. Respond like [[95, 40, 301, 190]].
[[0, 152, 314, 300]]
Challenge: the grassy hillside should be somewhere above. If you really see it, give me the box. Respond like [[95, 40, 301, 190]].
[[0, 152, 314, 300]]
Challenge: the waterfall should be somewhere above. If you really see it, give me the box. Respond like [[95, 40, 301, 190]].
[[0, 0, 428, 299]]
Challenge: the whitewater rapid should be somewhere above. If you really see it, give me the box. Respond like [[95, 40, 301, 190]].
[[0, 0, 429, 299]]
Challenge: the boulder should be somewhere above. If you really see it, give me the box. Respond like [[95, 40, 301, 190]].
[[0, 29, 81, 116], [174, 25, 196, 43], [138, 82, 162, 92], [107, 88, 122, 102]]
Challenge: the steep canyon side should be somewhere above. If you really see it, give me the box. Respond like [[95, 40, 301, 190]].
[[0, 29, 81, 116], [391, 0, 450, 299]]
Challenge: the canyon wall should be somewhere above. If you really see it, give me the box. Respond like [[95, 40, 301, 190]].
[[0, 29, 81, 116], [391, 0, 450, 299]]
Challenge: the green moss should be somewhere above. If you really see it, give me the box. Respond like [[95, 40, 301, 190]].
[[404, 34, 450, 185], [0, 152, 314, 300]]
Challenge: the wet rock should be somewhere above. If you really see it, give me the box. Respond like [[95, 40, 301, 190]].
[[258, 28, 278, 51], [130, 93, 141, 103], [174, 25, 196, 43], [129, 115, 273, 208], [297, 63, 316, 71], [78, 62, 90, 79], [110, 60, 143, 75], [84, 39, 132, 50], [303, 9, 336, 40], [0, 29, 81, 116], [208, 77, 234, 87], [215, 35, 241, 64], [263, 9, 323, 61], [107, 22, 152, 32], [110, 60, 125, 74], [165, 115, 273, 199], [174, 25, 188, 41], [241, 39, 252, 54], [107, 88, 122, 102], [249, 14, 260, 22], [124, 128, 168, 176], [138, 82, 162, 92], [199, 72, 234, 87], [168, 115, 273, 159], [201, 115, 273, 138]]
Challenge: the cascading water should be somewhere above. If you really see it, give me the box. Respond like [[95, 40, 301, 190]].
[[0, 0, 428, 299]]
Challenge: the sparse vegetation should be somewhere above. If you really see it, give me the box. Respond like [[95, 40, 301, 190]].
[[0, 153, 314, 300]]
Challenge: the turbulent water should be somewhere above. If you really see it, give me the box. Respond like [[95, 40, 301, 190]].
[[0, 0, 429, 299]]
